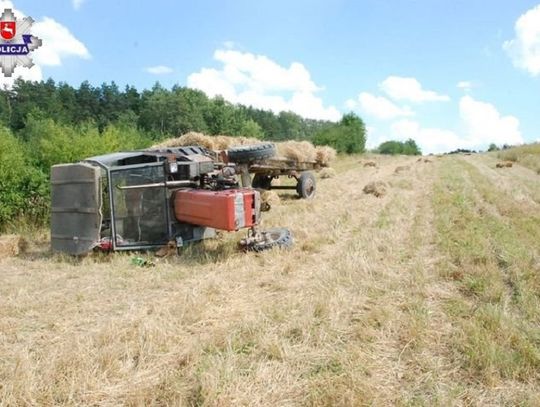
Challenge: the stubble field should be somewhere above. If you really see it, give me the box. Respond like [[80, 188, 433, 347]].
[[1, 152, 539, 406]]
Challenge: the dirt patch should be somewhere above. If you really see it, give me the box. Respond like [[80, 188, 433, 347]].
[[363, 181, 388, 197]]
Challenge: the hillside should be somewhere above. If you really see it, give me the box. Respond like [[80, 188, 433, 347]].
[[1, 153, 539, 405]]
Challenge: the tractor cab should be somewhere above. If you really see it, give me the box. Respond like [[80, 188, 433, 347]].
[[51, 147, 222, 255]]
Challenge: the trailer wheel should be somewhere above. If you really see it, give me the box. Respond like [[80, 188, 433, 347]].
[[296, 171, 316, 199], [227, 143, 276, 164], [252, 174, 273, 189], [248, 228, 293, 252]]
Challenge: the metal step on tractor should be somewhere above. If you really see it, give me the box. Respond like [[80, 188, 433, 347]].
[[50, 143, 317, 256]]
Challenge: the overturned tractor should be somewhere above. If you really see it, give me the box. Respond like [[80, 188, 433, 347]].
[[50, 143, 306, 255]]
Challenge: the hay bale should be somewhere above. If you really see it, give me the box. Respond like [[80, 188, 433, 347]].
[[152, 132, 216, 150], [319, 167, 336, 179], [363, 161, 377, 168], [213, 135, 235, 150], [276, 141, 317, 163], [0, 235, 25, 258], [314, 146, 337, 166], [496, 161, 513, 168], [155, 241, 177, 258], [363, 181, 387, 198], [261, 190, 280, 207], [394, 165, 410, 174], [216, 135, 261, 150]]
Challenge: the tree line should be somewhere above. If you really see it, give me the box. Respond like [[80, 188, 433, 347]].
[[0, 79, 367, 230], [0, 79, 359, 142]]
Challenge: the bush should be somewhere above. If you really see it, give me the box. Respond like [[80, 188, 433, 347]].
[[313, 113, 366, 154], [24, 115, 150, 172], [377, 139, 421, 155], [0, 127, 48, 229]]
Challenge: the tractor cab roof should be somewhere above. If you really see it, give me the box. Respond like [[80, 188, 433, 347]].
[[84, 146, 214, 169]]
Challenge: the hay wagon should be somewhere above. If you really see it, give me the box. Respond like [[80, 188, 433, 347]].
[[225, 143, 319, 199]]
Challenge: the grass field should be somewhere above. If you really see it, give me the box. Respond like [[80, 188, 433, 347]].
[[1, 152, 539, 406], [496, 142, 540, 174]]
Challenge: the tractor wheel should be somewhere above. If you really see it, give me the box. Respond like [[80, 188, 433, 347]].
[[227, 143, 276, 164], [252, 174, 273, 189], [296, 171, 316, 199], [247, 228, 293, 252]]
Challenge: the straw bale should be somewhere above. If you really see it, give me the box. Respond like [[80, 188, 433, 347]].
[[314, 146, 337, 166], [276, 141, 317, 163], [261, 191, 281, 207], [363, 181, 387, 198], [394, 165, 410, 174], [0, 235, 25, 258], [152, 132, 216, 150], [319, 167, 336, 179]]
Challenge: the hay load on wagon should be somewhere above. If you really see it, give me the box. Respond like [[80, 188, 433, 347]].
[[153, 132, 337, 167], [153, 132, 337, 201]]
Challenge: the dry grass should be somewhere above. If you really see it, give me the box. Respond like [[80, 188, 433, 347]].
[[1, 154, 539, 405], [497, 142, 540, 174]]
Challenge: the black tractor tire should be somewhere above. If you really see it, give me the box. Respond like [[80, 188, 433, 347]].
[[252, 174, 273, 189], [296, 171, 316, 199], [248, 228, 293, 252], [227, 143, 276, 164]]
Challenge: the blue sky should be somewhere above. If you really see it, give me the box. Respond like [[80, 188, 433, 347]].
[[5, 0, 540, 152]]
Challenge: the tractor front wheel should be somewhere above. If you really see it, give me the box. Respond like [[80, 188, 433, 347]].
[[245, 227, 293, 252]]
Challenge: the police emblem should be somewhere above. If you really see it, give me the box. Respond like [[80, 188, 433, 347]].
[[0, 8, 42, 77]]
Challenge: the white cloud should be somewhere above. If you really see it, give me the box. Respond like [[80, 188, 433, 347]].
[[32, 17, 90, 67], [457, 81, 474, 92], [503, 4, 540, 76], [72, 0, 85, 10], [390, 120, 463, 154], [380, 76, 450, 102], [387, 96, 524, 154], [0, 65, 42, 88], [0, 3, 90, 87], [459, 95, 523, 147], [145, 65, 174, 75], [357, 92, 414, 120], [344, 98, 357, 110], [187, 49, 340, 121]]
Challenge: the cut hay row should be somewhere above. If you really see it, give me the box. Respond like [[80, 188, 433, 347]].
[[152, 132, 336, 167]]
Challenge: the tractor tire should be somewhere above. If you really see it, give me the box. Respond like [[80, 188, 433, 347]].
[[252, 174, 273, 189], [227, 143, 276, 164], [248, 228, 293, 252], [296, 171, 316, 199]]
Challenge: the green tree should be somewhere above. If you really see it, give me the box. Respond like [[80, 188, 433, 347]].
[[313, 113, 366, 153], [377, 138, 421, 155]]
